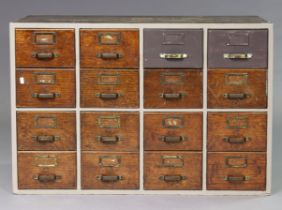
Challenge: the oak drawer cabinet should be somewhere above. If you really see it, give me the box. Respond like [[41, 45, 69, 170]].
[[10, 16, 273, 195]]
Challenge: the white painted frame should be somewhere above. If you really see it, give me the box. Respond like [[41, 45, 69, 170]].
[[10, 20, 273, 195]]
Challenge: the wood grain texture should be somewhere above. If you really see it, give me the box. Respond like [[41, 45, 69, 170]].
[[144, 151, 202, 190], [17, 112, 76, 151], [16, 29, 75, 68], [207, 112, 267, 152], [208, 69, 267, 108], [81, 152, 139, 189], [207, 152, 266, 190], [80, 29, 139, 68], [144, 69, 203, 108], [18, 152, 77, 189], [81, 112, 139, 152], [80, 70, 139, 108], [16, 69, 76, 108], [144, 112, 202, 151]]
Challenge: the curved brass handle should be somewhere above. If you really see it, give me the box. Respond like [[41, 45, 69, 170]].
[[160, 53, 188, 59], [224, 175, 250, 182], [159, 175, 187, 182], [32, 52, 58, 60], [223, 136, 249, 144], [96, 136, 120, 144], [33, 135, 60, 143], [96, 93, 119, 100], [161, 93, 183, 100], [32, 92, 61, 99], [223, 53, 253, 60], [33, 174, 61, 182], [224, 93, 248, 100], [160, 136, 185, 143], [96, 52, 123, 59], [96, 175, 124, 182]]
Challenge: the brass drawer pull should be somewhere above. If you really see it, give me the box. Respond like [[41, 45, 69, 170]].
[[96, 52, 123, 59], [160, 53, 188, 59], [160, 136, 186, 143], [96, 175, 124, 182], [33, 174, 61, 183], [224, 93, 248, 100], [159, 175, 187, 182], [32, 52, 58, 60], [223, 136, 249, 144], [161, 93, 183, 100], [223, 53, 253, 60], [224, 175, 250, 182], [96, 136, 120, 144], [96, 93, 119, 100], [32, 92, 61, 99], [33, 135, 60, 143]]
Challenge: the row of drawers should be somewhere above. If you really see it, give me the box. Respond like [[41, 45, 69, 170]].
[[17, 111, 267, 152], [18, 151, 266, 190], [16, 69, 267, 108], [15, 29, 268, 69]]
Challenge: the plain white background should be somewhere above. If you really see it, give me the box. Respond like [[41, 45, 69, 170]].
[[0, 0, 281, 209]]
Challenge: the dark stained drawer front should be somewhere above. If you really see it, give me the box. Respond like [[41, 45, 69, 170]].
[[208, 29, 268, 68], [17, 112, 76, 151], [207, 152, 266, 190], [144, 112, 202, 151], [144, 69, 203, 108], [208, 69, 267, 108], [144, 152, 202, 190], [16, 69, 76, 108], [80, 70, 139, 108], [144, 29, 203, 68], [208, 112, 267, 152], [81, 112, 139, 152], [16, 29, 75, 68], [81, 152, 139, 189], [80, 29, 139, 68], [18, 152, 77, 189]]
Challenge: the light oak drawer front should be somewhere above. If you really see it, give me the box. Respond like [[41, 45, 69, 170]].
[[17, 112, 76, 151], [80, 29, 139, 68], [144, 70, 203, 108], [208, 69, 267, 108], [144, 112, 202, 151], [144, 29, 203, 68], [207, 152, 266, 190], [18, 152, 77, 189], [144, 152, 202, 190], [16, 29, 75, 68], [16, 69, 76, 108], [208, 112, 267, 152], [208, 29, 268, 68], [81, 112, 139, 152], [80, 70, 139, 108], [81, 152, 139, 189]]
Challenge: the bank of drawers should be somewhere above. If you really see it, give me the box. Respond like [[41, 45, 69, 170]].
[[15, 28, 268, 191]]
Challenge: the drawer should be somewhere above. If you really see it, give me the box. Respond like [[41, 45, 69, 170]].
[[16, 29, 75, 68], [16, 69, 76, 108], [144, 29, 203, 68], [207, 152, 266, 190], [18, 152, 77, 189], [81, 112, 139, 152], [144, 70, 203, 108], [80, 70, 139, 108], [144, 112, 202, 151], [80, 29, 139, 68], [144, 152, 202, 190], [208, 29, 268, 68], [208, 112, 267, 152], [208, 69, 267, 108], [17, 112, 76, 151], [81, 152, 139, 189]]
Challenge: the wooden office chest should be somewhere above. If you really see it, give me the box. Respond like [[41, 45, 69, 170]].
[[10, 16, 273, 195]]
